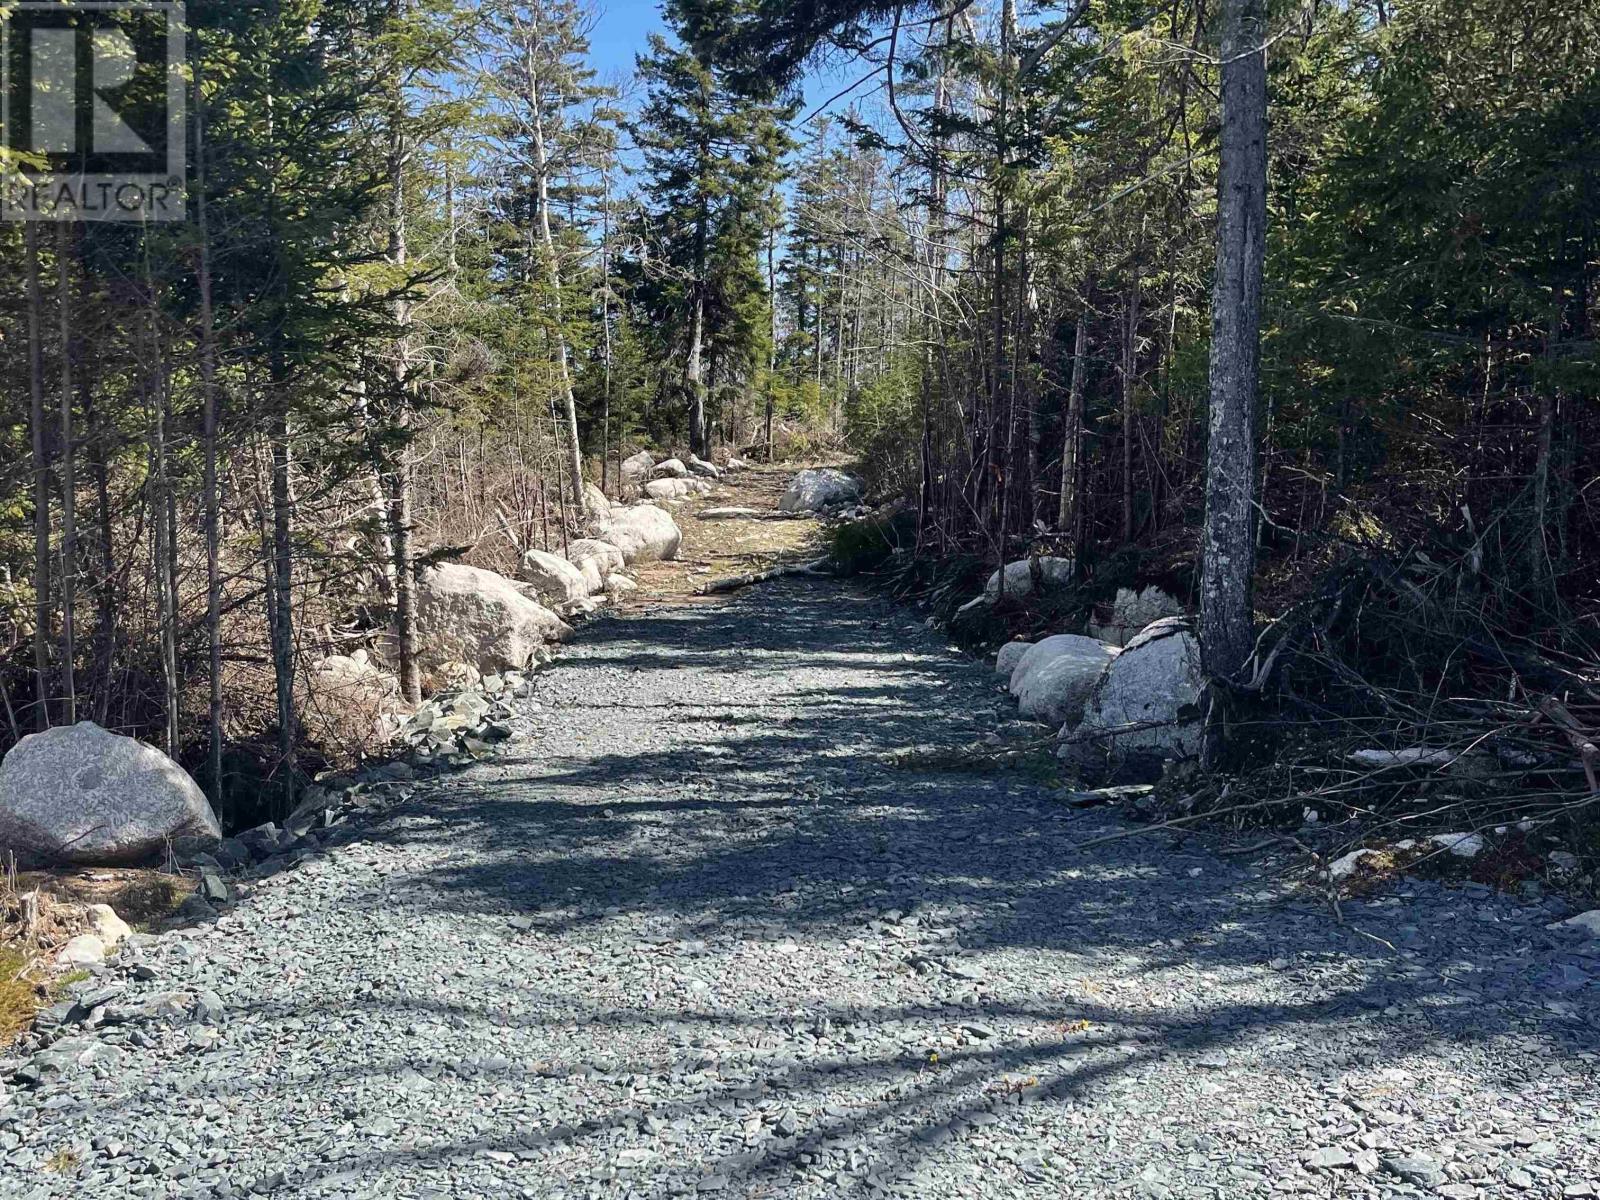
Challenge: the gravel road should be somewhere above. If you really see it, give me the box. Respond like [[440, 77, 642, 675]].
[[5, 579, 1599, 1199]]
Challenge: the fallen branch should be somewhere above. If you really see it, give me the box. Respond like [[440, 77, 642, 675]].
[[696, 507, 815, 521], [698, 558, 832, 595]]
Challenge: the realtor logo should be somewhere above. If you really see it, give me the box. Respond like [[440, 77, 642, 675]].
[[1, 1, 186, 221]]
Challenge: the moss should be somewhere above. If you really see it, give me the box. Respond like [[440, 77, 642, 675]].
[[0, 947, 42, 1046]]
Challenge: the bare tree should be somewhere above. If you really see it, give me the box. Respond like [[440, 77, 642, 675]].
[[1200, 0, 1268, 737]]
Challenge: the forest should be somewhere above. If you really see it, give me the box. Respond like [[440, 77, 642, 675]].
[[1, 0, 1596, 839]]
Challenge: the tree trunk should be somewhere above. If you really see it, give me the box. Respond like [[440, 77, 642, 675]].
[[687, 217, 709, 457], [196, 52, 226, 806], [601, 169, 614, 493], [1530, 303, 1560, 586], [765, 216, 777, 457], [1121, 280, 1140, 545], [1200, 0, 1269, 709], [26, 225, 53, 728], [55, 225, 78, 724], [1058, 317, 1088, 540], [528, 61, 586, 502], [386, 32, 421, 706], [268, 367, 297, 811]]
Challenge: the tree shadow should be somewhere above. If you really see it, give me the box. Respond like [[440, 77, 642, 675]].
[[29, 579, 1598, 1195]]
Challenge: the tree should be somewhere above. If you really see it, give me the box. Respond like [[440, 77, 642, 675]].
[[1199, 0, 1268, 729], [633, 6, 791, 457]]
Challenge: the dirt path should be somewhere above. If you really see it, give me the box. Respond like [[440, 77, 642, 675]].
[[620, 464, 828, 605], [3, 573, 1597, 1199]]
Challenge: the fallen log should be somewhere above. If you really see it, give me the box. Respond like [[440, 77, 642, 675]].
[[698, 558, 832, 595], [696, 507, 814, 521]]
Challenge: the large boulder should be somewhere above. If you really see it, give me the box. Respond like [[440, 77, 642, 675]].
[[582, 482, 612, 531], [778, 468, 862, 513], [0, 722, 221, 865], [957, 556, 1076, 614], [652, 457, 689, 479], [1015, 638, 1120, 727], [687, 454, 721, 479], [298, 652, 404, 754], [599, 504, 682, 563], [1089, 585, 1186, 647], [1061, 617, 1202, 776], [415, 562, 571, 680], [620, 450, 656, 486], [1009, 634, 1104, 696], [995, 641, 1033, 679], [645, 478, 691, 501], [986, 556, 1076, 603], [567, 538, 625, 585], [520, 548, 593, 607]]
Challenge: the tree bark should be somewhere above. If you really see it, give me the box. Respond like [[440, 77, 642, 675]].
[[386, 19, 421, 706], [1200, 0, 1269, 698], [25, 223, 51, 728], [55, 225, 78, 725], [1058, 317, 1088, 540], [196, 50, 226, 807], [1121, 280, 1141, 545], [527, 53, 587, 502], [765, 214, 777, 457], [601, 168, 614, 492], [267, 365, 298, 811], [687, 216, 709, 457]]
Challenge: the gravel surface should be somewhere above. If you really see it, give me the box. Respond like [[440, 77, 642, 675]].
[[4, 579, 1599, 1199]]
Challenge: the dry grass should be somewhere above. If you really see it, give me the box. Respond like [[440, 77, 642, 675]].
[[16, 867, 193, 929], [0, 863, 193, 1048], [620, 464, 830, 607], [0, 946, 42, 1045]]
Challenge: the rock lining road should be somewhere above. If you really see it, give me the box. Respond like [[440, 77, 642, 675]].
[[5, 579, 1599, 1198]]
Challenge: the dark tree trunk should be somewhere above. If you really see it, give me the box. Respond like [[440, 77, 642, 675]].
[[1200, 0, 1269, 721], [1058, 317, 1089, 542], [25, 223, 52, 728]]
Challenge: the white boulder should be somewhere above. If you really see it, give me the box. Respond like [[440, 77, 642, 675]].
[[1062, 617, 1203, 774], [582, 482, 612, 531], [652, 457, 689, 479], [520, 548, 593, 606], [1089, 585, 1185, 647], [305, 652, 399, 708], [600, 505, 682, 563], [1550, 910, 1600, 937], [57, 935, 107, 968], [0, 722, 221, 865], [299, 653, 405, 752], [415, 562, 571, 680], [687, 454, 721, 479], [606, 574, 638, 597], [778, 468, 862, 513], [645, 478, 691, 501], [567, 538, 625, 584], [1009, 634, 1101, 696], [1016, 638, 1120, 727], [573, 558, 604, 594], [620, 451, 656, 485], [995, 641, 1032, 679], [984, 556, 1076, 604], [85, 904, 131, 950]]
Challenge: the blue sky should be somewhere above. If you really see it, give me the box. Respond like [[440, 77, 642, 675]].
[[587, 0, 871, 120], [587, 0, 667, 88]]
